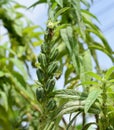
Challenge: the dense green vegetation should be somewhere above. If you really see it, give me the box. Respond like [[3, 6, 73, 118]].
[[0, 0, 114, 130]]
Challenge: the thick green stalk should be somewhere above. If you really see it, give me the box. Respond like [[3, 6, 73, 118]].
[[36, 21, 59, 129], [99, 82, 109, 130]]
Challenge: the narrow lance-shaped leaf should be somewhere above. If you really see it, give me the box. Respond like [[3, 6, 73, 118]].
[[60, 27, 80, 74], [54, 7, 70, 20], [80, 50, 92, 86], [87, 29, 113, 54], [86, 71, 102, 81], [82, 9, 100, 23], [72, 0, 85, 39], [54, 89, 87, 100], [84, 88, 102, 113], [28, 0, 46, 8], [0, 91, 8, 111], [89, 42, 112, 58], [104, 67, 114, 80], [60, 28, 72, 53]]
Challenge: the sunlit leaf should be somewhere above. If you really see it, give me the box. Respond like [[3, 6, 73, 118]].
[[86, 72, 102, 81], [0, 71, 5, 77], [0, 92, 8, 111], [80, 50, 92, 87], [104, 67, 114, 80], [33, 40, 43, 46], [84, 88, 102, 113], [82, 10, 100, 23]]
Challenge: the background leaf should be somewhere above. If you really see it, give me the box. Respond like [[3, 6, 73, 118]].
[[84, 88, 102, 113]]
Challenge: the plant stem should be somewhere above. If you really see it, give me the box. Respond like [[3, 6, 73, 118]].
[[82, 112, 86, 127], [99, 82, 109, 130]]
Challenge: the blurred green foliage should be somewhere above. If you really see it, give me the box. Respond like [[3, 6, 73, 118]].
[[0, 0, 114, 130]]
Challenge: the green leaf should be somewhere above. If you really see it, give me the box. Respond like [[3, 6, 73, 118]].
[[56, 100, 84, 117], [0, 0, 11, 6], [89, 43, 112, 58], [104, 67, 114, 80], [109, 79, 114, 83], [0, 91, 8, 111], [13, 20, 23, 37], [82, 10, 100, 23], [54, 89, 87, 100], [0, 44, 16, 56], [23, 25, 39, 33], [33, 40, 43, 46], [11, 71, 27, 88], [87, 29, 112, 54], [0, 71, 5, 77], [44, 121, 55, 130], [60, 27, 80, 74], [80, 50, 92, 85], [81, 81, 98, 86], [72, 0, 81, 23], [60, 28, 71, 53], [55, 0, 63, 7], [64, 64, 74, 85], [86, 72, 102, 81], [10, 58, 28, 80], [72, 0, 85, 39], [55, 7, 70, 20], [28, 0, 46, 8], [84, 88, 102, 113], [0, 106, 12, 130]]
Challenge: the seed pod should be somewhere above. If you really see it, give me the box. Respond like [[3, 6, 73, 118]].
[[47, 61, 58, 75], [49, 48, 58, 61], [41, 43, 47, 54], [38, 53, 47, 68], [36, 87, 45, 102], [47, 99, 56, 111], [45, 79, 55, 92], [36, 68, 45, 83]]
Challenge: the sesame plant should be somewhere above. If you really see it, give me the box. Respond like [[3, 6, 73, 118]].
[[0, 0, 114, 130]]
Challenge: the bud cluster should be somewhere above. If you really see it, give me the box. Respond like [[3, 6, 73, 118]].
[[36, 28, 59, 112]]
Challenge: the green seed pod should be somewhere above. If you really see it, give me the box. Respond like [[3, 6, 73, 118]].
[[47, 61, 58, 75], [49, 48, 58, 61], [45, 79, 55, 92], [36, 87, 45, 102], [41, 43, 47, 54], [36, 68, 45, 83], [47, 99, 56, 111], [38, 53, 47, 68]]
